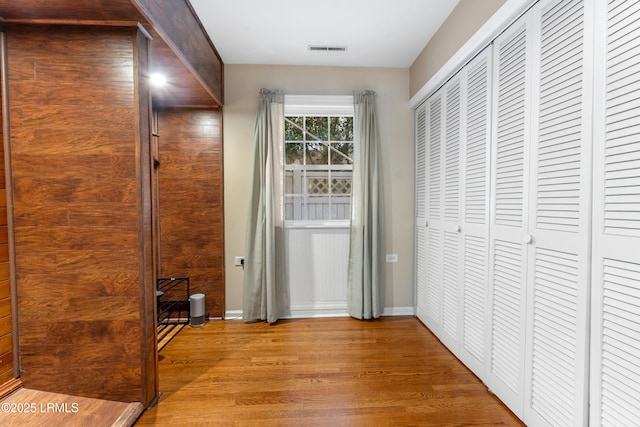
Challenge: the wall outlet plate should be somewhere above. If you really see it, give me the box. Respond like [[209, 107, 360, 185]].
[[234, 256, 245, 266], [386, 254, 398, 263]]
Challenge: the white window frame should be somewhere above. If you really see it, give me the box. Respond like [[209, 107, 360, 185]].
[[284, 95, 354, 228]]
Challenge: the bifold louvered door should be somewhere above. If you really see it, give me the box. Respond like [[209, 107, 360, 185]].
[[487, 13, 532, 417], [421, 92, 444, 336], [488, 1, 592, 423], [439, 75, 463, 354], [459, 48, 492, 378], [417, 51, 491, 367], [414, 0, 601, 424], [415, 103, 428, 321], [590, 0, 640, 425], [523, 0, 591, 425], [420, 75, 468, 355]]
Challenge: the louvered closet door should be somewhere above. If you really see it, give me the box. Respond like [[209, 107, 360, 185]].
[[438, 76, 463, 354], [591, 0, 640, 425], [459, 47, 492, 378], [415, 103, 428, 320], [524, 0, 591, 425], [487, 13, 532, 418], [422, 92, 444, 336]]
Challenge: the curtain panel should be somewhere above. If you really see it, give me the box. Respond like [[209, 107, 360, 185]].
[[243, 89, 289, 323], [347, 90, 385, 319]]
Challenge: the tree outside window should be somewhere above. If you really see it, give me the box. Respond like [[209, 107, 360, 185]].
[[284, 115, 353, 221]]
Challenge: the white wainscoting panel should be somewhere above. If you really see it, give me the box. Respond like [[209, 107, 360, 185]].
[[286, 224, 350, 317]]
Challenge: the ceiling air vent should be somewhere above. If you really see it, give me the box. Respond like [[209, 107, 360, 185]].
[[308, 45, 347, 52]]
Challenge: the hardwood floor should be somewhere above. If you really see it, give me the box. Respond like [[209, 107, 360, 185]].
[[0, 388, 143, 426], [136, 316, 524, 426]]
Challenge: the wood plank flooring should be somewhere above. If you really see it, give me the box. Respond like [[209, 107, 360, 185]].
[[136, 316, 523, 426], [158, 322, 187, 352], [0, 388, 143, 426]]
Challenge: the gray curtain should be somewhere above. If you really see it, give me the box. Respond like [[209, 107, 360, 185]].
[[347, 90, 385, 319], [243, 89, 289, 323]]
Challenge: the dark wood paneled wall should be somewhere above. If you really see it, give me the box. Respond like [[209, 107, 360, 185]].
[[158, 108, 224, 317], [134, 27, 158, 407], [6, 24, 155, 404], [0, 47, 12, 385]]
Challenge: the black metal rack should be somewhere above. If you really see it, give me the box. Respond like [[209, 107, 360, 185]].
[[156, 277, 190, 350]]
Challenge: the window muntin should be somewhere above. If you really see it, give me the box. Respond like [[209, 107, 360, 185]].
[[284, 115, 353, 221]]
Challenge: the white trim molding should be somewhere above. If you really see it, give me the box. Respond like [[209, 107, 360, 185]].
[[223, 306, 416, 320], [383, 306, 416, 316], [285, 94, 354, 116], [408, 0, 537, 109], [223, 310, 243, 320]]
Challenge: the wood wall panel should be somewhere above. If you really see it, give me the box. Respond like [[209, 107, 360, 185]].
[[135, 28, 159, 408], [0, 41, 12, 386], [0, 0, 142, 21], [6, 24, 154, 404], [0, 0, 223, 108], [158, 108, 224, 317], [133, 0, 224, 105]]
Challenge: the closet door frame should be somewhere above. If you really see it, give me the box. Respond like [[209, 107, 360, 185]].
[[415, 102, 428, 321]]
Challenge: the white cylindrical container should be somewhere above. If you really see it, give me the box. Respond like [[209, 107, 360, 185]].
[[190, 293, 205, 327]]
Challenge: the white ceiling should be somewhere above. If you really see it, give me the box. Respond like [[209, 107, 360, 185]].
[[189, 0, 460, 68]]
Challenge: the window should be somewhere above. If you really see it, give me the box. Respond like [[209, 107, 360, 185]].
[[284, 96, 354, 222]]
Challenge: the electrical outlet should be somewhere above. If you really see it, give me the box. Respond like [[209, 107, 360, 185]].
[[234, 256, 245, 267], [386, 254, 398, 263]]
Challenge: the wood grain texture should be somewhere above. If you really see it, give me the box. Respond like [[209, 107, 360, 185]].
[[136, 317, 524, 426], [133, 0, 224, 105], [0, 0, 223, 108], [149, 38, 219, 108], [6, 24, 153, 404], [0, 0, 143, 21], [135, 28, 160, 408], [157, 108, 224, 318], [0, 378, 21, 400], [0, 62, 12, 386], [0, 388, 144, 427], [0, 0, 225, 401]]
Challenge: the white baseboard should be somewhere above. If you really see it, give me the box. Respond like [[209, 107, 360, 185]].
[[284, 302, 348, 319], [224, 306, 415, 320], [382, 306, 416, 316], [223, 310, 243, 320]]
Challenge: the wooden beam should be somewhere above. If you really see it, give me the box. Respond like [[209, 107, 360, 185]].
[[132, 0, 224, 106]]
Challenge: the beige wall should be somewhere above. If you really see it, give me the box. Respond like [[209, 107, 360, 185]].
[[223, 64, 414, 314], [410, 0, 506, 98]]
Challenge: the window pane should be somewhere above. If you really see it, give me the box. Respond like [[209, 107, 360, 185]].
[[331, 177, 352, 195], [305, 116, 328, 140], [331, 196, 352, 220], [284, 195, 304, 221], [330, 142, 353, 165], [285, 170, 294, 193], [283, 113, 353, 222], [285, 117, 304, 141], [330, 116, 353, 141], [307, 196, 330, 220], [305, 142, 328, 165], [286, 143, 304, 165], [307, 176, 329, 194]]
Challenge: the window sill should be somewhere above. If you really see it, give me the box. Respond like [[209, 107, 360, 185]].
[[284, 220, 350, 229]]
